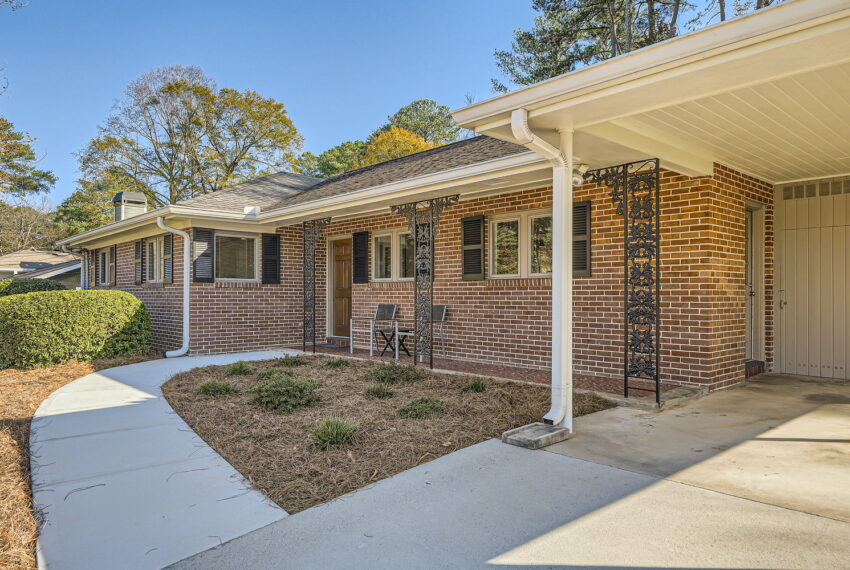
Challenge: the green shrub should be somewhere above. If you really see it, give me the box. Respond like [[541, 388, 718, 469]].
[[364, 362, 421, 384], [320, 357, 349, 369], [274, 355, 307, 368], [197, 379, 237, 396], [310, 417, 359, 451], [398, 396, 444, 419], [255, 367, 295, 381], [248, 377, 320, 414], [0, 290, 151, 369], [461, 380, 487, 393], [225, 361, 252, 376], [364, 382, 395, 399], [0, 277, 65, 297]]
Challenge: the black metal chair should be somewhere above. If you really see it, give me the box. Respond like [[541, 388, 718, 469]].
[[350, 303, 398, 356], [393, 305, 449, 359]]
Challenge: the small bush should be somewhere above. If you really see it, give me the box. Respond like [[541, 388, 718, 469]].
[[310, 417, 359, 451], [225, 361, 252, 376], [320, 357, 349, 369], [197, 379, 237, 396], [364, 362, 421, 384], [398, 396, 444, 419], [0, 277, 65, 297], [0, 290, 151, 369], [364, 382, 395, 399], [461, 380, 487, 393], [274, 355, 308, 368], [248, 377, 320, 414], [256, 367, 295, 381]]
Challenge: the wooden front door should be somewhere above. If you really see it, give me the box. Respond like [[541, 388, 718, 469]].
[[332, 239, 353, 337]]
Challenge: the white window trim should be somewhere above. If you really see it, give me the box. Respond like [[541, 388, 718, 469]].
[[97, 248, 112, 286], [146, 237, 163, 283], [489, 207, 553, 279], [214, 232, 260, 283], [371, 227, 414, 282]]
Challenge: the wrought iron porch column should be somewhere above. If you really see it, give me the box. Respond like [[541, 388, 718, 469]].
[[585, 159, 661, 405], [390, 195, 459, 368], [303, 218, 330, 352]]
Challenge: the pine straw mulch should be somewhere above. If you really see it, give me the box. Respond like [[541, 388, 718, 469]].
[[0, 353, 159, 570], [163, 356, 613, 514]]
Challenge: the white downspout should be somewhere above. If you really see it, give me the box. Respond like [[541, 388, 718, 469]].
[[510, 108, 574, 431], [157, 217, 191, 357]]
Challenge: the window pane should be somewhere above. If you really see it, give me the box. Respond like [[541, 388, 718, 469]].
[[147, 241, 157, 280], [530, 216, 553, 274], [493, 220, 519, 275], [374, 235, 392, 279], [399, 233, 414, 278], [215, 236, 255, 279]]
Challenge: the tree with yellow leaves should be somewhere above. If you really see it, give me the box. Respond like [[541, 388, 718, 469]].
[[354, 127, 433, 169]]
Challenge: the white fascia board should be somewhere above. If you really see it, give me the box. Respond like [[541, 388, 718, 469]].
[[453, 0, 850, 130], [257, 151, 545, 224]]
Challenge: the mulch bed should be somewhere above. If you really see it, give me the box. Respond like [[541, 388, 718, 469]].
[[163, 355, 613, 514], [0, 353, 158, 570]]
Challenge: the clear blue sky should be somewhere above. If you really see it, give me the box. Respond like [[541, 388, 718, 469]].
[[0, 0, 535, 205]]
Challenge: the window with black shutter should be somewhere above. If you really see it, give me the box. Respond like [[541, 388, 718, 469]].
[[352, 231, 369, 284], [109, 245, 117, 286], [261, 233, 281, 284], [573, 201, 591, 277], [193, 228, 215, 283], [461, 215, 484, 280], [134, 240, 144, 285], [162, 234, 174, 284]]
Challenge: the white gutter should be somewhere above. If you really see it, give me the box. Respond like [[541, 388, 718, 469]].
[[157, 217, 191, 358], [511, 108, 574, 431]]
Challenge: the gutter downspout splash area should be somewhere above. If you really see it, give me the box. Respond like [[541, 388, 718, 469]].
[[157, 217, 191, 357], [510, 108, 574, 432]]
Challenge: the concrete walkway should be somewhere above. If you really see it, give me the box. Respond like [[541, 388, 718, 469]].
[[30, 351, 290, 570], [173, 374, 850, 569]]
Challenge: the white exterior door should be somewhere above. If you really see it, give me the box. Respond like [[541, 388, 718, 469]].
[[777, 179, 850, 380]]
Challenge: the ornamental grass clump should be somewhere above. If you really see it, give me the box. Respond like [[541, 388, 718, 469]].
[[248, 377, 320, 414], [364, 382, 395, 399], [274, 355, 308, 368], [398, 396, 444, 419], [197, 379, 237, 396], [364, 362, 421, 385], [310, 417, 359, 451], [225, 361, 252, 376], [461, 380, 487, 393], [320, 357, 349, 369]]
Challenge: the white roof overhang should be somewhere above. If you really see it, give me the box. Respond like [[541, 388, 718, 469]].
[[454, 0, 850, 183]]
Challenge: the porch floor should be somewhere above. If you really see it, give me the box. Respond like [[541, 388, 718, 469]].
[[288, 344, 675, 398]]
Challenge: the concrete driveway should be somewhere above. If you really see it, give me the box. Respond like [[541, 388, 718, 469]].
[[172, 373, 850, 569]]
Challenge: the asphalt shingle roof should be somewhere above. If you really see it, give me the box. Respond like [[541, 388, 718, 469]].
[[176, 136, 529, 213], [0, 249, 79, 271]]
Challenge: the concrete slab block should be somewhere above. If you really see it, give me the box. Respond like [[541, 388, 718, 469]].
[[502, 422, 572, 449]]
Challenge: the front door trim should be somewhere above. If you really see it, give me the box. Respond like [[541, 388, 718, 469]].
[[326, 233, 353, 340], [745, 199, 767, 363]]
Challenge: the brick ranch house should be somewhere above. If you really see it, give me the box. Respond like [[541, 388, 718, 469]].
[[59, 0, 850, 429]]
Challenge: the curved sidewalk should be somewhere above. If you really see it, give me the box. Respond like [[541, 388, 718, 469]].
[[30, 351, 290, 570]]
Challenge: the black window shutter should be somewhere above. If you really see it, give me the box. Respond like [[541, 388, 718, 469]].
[[352, 231, 369, 284], [162, 234, 174, 284], [261, 233, 281, 284], [193, 228, 215, 283], [461, 215, 485, 281], [109, 245, 117, 286], [93, 249, 101, 287], [134, 240, 143, 285], [573, 201, 591, 277]]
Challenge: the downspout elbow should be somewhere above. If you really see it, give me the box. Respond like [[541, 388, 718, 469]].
[[510, 108, 567, 169], [156, 217, 191, 358]]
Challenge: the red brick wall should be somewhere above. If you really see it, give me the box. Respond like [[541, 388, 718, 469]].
[[92, 163, 773, 389]]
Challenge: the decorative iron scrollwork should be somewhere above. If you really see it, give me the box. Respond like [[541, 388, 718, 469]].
[[585, 159, 660, 403], [303, 217, 330, 352], [390, 195, 459, 368]]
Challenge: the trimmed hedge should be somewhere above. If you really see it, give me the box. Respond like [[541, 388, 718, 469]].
[[0, 289, 151, 369], [0, 277, 65, 297]]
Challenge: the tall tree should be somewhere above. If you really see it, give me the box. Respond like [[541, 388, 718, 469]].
[[375, 99, 461, 145], [492, 0, 781, 92], [0, 196, 62, 254], [354, 127, 432, 169], [77, 65, 303, 207], [315, 140, 367, 177], [54, 179, 116, 235], [0, 118, 56, 196]]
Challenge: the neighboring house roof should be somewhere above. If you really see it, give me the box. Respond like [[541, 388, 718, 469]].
[[177, 172, 322, 213], [0, 249, 79, 273], [10, 259, 81, 279]]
